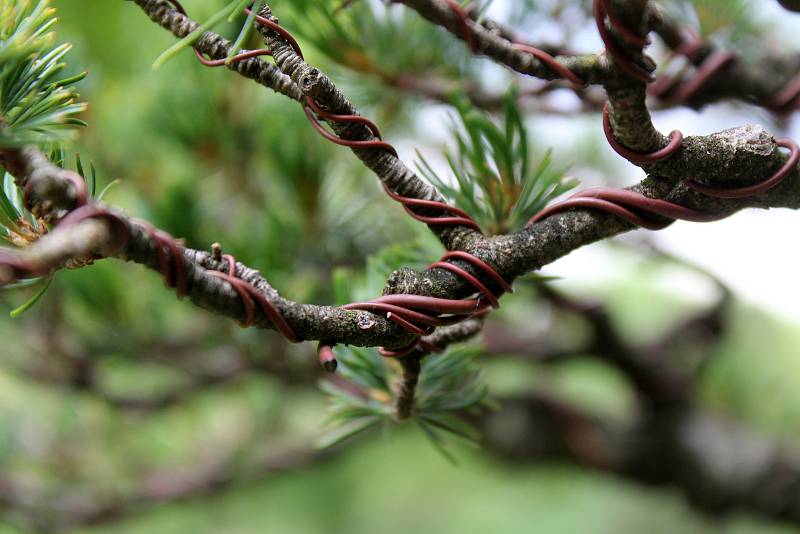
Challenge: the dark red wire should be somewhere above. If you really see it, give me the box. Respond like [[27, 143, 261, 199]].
[[206, 253, 300, 341], [343, 247, 511, 358], [442, 0, 477, 53], [155, 0, 517, 367], [653, 30, 799, 114], [528, 140, 800, 230], [593, 0, 654, 83], [769, 73, 800, 113], [669, 50, 736, 103], [442, 0, 586, 86], [602, 102, 683, 165], [130, 218, 188, 298], [4, 172, 190, 300], [687, 138, 800, 199]]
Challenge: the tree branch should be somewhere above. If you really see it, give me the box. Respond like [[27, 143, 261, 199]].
[[391, 0, 606, 84], [647, 2, 800, 112], [477, 395, 800, 527], [132, 0, 303, 102]]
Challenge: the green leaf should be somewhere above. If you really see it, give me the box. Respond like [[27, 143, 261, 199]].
[[420, 412, 481, 444], [9, 275, 52, 317], [317, 415, 381, 449], [95, 178, 121, 202], [416, 92, 577, 234], [153, 0, 253, 69], [417, 419, 458, 464], [227, 0, 264, 62]]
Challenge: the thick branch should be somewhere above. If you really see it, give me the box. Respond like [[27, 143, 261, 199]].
[[7, 122, 797, 350]]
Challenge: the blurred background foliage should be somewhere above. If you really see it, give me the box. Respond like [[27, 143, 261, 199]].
[[0, 0, 799, 532]]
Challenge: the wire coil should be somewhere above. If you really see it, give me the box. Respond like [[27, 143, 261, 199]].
[[442, 0, 586, 86], [158, 1, 515, 368], [9, 1, 794, 376], [593, 0, 653, 83], [5, 173, 188, 299], [528, 138, 799, 229]]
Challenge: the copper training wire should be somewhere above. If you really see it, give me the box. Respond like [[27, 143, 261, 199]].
[[528, 139, 800, 230], [602, 102, 683, 165], [442, 0, 477, 53], [381, 184, 482, 231], [131, 218, 188, 298], [342, 247, 511, 359], [672, 50, 737, 103], [687, 138, 800, 199], [593, 0, 654, 83], [151, 1, 516, 368], [3, 170, 190, 300], [652, 30, 799, 114], [442, 0, 586, 86], [769, 73, 800, 113], [206, 253, 300, 342]]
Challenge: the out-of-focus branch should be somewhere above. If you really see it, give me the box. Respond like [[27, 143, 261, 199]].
[[647, 2, 800, 113], [477, 394, 800, 527], [483, 255, 730, 406], [0, 445, 333, 533], [9, 326, 320, 412], [391, 0, 606, 84]]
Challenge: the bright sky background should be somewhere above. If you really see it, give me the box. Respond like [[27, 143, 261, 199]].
[[405, 0, 800, 321], [542, 2, 800, 320]]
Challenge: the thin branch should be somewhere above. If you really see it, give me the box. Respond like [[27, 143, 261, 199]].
[[391, 0, 606, 84], [254, 3, 477, 251], [394, 316, 485, 419], [132, 0, 303, 102], [647, 2, 800, 112]]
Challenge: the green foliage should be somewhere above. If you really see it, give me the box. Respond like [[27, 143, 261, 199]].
[[153, 0, 253, 69], [0, 0, 87, 147], [319, 342, 489, 460], [666, 0, 759, 46], [417, 94, 577, 234], [322, 241, 490, 459], [0, 150, 95, 314], [280, 0, 466, 73]]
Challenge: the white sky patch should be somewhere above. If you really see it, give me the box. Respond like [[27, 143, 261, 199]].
[[404, 0, 800, 323]]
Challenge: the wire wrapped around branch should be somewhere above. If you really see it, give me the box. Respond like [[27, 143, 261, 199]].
[[442, 0, 586, 86], [652, 30, 799, 114], [2, 178, 187, 298], [206, 253, 300, 340], [602, 102, 683, 164], [528, 139, 800, 229], [158, 1, 515, 373], [593, 0, 653, 83], [343, 247, 512, 359]]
